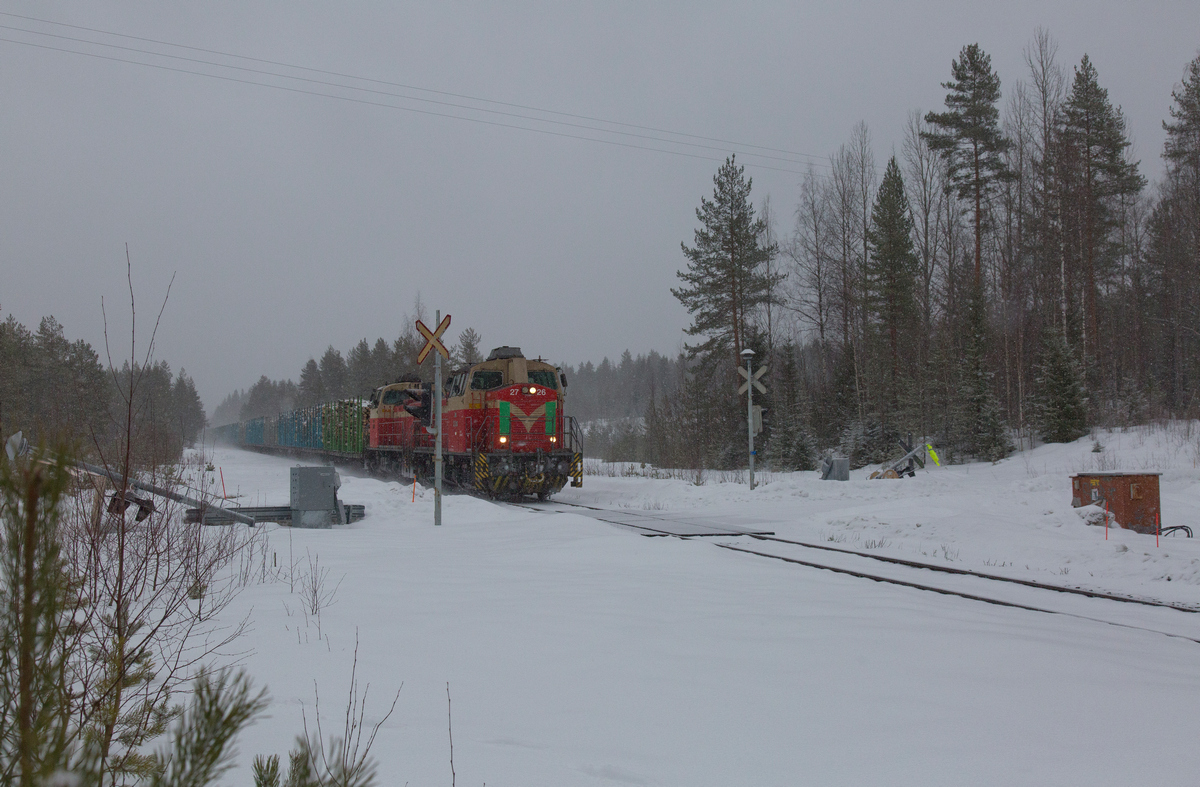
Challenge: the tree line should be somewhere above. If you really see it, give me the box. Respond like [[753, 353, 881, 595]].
[[214, 311, 485, 424], [0, 313, 205, 464], [612, 35, 1200, 470]]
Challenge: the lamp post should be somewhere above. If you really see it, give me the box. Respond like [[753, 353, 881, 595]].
[[742, 348, 756, 490], [434, 312, 443, 526]]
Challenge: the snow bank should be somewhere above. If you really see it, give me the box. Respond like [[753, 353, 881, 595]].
[[186, 426, 1200, 785]]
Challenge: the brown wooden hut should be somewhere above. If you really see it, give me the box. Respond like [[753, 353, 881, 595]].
[[1070, 472, 1162, 534]]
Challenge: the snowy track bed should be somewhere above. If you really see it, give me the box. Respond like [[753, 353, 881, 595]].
[[557, 427, 1200, 608], [712, 538, 1200, 643], [193, 430, 1200, 785]]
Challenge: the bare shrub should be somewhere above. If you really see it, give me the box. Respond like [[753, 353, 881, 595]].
[[58, 472, 255, 780], [299, 551, 344, 639], [50, 264, 257, 782], [262, 634, 401, 787]]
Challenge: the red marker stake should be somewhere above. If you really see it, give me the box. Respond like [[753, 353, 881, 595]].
[[1157, 512, 1160, 548], [1105, 500, 1108, 540], [412, 476, 417, 503], [220, 467, 228, 500]]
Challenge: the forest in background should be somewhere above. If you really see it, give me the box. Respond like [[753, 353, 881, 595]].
[[605, 35, 1200, 471], [208, 32, 1200, 472], [555, 36, 1200, 471], [0, 313, 205, 465]]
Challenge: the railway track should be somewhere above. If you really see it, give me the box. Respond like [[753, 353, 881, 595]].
[[510, 498, 1200, 645]]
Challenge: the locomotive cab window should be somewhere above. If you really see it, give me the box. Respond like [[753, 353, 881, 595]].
[[381, 389, 409, 406], [527, 370, 558, 390], [471, 371, 503, 390]]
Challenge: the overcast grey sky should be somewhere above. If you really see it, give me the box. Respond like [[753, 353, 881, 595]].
[[2, 2, 1197, 411]]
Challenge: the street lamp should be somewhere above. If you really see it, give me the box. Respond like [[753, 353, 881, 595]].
[[741, 348, 756, 490]]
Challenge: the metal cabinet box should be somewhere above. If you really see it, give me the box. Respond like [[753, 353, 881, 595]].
[[290, 466, 344, 528], [821, 456, 850, 481], [1070, 472, 1161, 534]]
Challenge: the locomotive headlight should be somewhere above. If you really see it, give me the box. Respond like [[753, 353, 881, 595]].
[[499, 436, 508, 444], [549, 436, 557, 443]]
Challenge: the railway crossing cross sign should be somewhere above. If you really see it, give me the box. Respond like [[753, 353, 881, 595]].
[[416, 314, 452, 364], [738, 364, 767, 395], [416, 311, 451, 527]]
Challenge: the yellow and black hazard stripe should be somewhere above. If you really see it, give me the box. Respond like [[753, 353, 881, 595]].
[[570, 453, 583, 487], [474, 453, 489, 492]]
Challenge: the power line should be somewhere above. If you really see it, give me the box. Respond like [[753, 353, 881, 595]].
[[0, 10, 828, 164], [0, 21, 818, 169], [0, 11, 832, 173], [0, 34, 818, 175]]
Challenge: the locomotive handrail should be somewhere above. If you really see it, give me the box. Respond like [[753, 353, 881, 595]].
[[471, 410, 491, 452], [565, 416, 582, 454]]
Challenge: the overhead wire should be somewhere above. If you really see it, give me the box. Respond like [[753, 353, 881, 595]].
[[0, 21, 817, 169], [0, 10, 827, 165], [0, 12, 832, 174], [0, 34, 810, 172]]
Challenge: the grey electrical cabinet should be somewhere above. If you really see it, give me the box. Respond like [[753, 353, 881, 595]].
[[821, 456, 850, 481], [290, 466, 345, 528]]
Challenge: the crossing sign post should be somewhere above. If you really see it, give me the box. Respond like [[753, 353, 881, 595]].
[[415, 312, 451, 526], [738, 350, 767, 490]]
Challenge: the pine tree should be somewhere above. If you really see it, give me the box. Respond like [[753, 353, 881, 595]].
[[318, 347, 348, 400], [764, 345, 816, 471], [346, 339, 373, 397], [1163, 54, 1200, 177], [455, 328, 483, 366], [1033, 331, 1088, 442], [171, 370, 207, 446], [369, 338, 393, 384], [674, 156, 782, 365], [0, 447, 76, 783], [865, 157, 920, 421], [766, 404, 817, 472], [298, 360, 325, 409], [1146, 54, 1200, 410], [1058, 55, 1145, 362], [923, 43, 1011, 284], [956, 283, 1011, 460]]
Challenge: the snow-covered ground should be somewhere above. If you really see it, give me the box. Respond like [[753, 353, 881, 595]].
[[194, 425, 1200, 785]]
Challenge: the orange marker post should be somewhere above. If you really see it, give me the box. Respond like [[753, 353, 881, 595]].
[[412, 476, 417, 503], [220, 467, 228, 500]]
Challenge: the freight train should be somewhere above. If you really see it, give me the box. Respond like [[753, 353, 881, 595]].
[[212, 346, 583, 499]]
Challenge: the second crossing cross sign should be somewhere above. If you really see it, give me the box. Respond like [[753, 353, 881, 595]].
[[415, 314, 452, 364], [738, 364, 767, 395]]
